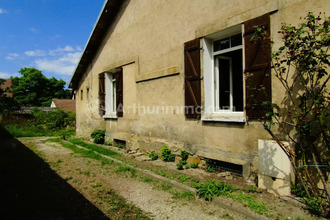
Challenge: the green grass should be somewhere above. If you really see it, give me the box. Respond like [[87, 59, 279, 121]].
[[69, 138, 120, 157], [115, 165, 137, 178], [4, 123, 75, 138]]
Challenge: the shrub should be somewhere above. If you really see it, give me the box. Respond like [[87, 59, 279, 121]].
[[148, 151, 158, 160], [91, 129, 105, 144], [176, 160, 185, 170], [161, 146, 175, 162], [181, 150, 189, 162]]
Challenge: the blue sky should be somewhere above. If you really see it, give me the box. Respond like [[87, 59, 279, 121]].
[[0, 0, 105, 86]]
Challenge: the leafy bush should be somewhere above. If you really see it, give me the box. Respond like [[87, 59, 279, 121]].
[[161, 146, 175, 162], [181, 150, 189, 162], [30, 107, 75, 130], [148, 151, 158, 160], [90, 129, 105, 144]]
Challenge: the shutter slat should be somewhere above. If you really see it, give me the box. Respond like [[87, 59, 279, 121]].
[[99, 73, 105, 116], [184, 38, 201, 118], [116, 69, 123, 117], [244, 13, 271, 119]]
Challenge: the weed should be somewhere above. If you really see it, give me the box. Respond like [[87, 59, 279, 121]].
[[207, 166, 214, 172], [104, 141, 112, 146], [91, 183, 102, 188], [141, 177, 153, 183], [181, 150, 189, 162], [115, 165, 137, 178], [222, 213, 234, 220], [148, 151, 158, 161], [172, 191, 195, 201], [176, 160, 185, 170], [302, 197, 322, 215], [195, 180, 234, 200], [160, 183, 172, 191], [184, 164, 190, 169], [247, 185, 262, 193], [177, 175, 190, 183], [161, 146, 175, 162], [64, 176, 73, 181], [190, 162, 198, 168]]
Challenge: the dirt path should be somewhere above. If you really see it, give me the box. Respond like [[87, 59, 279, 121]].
[[20, 137, 247, 220]]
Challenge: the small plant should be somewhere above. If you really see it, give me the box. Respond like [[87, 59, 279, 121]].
[[58, 129, 72, 140], [178, 174, 190, 183], [184, 164, 190, 169], [90, 129, 105, 144], [104, 141, 112, 146], [176, 160, 185, 170], [190, 162, 198, 168], [161, 146, 175, 162], [207, 166, 214, 172], [303, 197, 322, 215], [181, 150, 189, 162], [247, 185, 263, 193], [148, 151, 158, 160], [195, 180, 234, 201]]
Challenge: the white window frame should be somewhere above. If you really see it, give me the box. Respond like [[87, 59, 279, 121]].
[[202, 24, 246, 122], [103, 72, 117, 119]]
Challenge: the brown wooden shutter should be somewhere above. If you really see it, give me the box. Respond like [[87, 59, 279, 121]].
[[99, 73, 105, 116], [184, 38, 201, 118], [116, 69, 123, 117], [244, 13, 272, 119]]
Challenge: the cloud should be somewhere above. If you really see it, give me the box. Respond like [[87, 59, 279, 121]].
[[25, 49, 47, 57], [35, 52, 82, 75], [30, 27, 39, 33], [49, 46, 75, 56], [0, 8, 8, 14], [0, 72, 19, 78], [6, 53, 19, 60]]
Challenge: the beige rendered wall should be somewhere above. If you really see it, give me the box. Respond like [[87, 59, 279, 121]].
[[75, 0, 330, 178]]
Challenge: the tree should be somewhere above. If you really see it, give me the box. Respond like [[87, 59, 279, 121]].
[[12, 67, 71, 107], [251, 12, 329, 215]]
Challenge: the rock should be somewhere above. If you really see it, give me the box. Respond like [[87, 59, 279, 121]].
[[217, 171, 232, 177], [186, 155, 200, 164], [198, 160, 207, 170]]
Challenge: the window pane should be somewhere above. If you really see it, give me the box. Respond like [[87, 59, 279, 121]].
[[231, 34, 242, 47], [214, 38, 229, 52], [218, 58, 230, 110]]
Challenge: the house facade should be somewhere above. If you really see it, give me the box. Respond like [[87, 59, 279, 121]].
[[69, 0, 329, 179]]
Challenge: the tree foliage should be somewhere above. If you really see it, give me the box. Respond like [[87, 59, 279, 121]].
[[252, 12, 329, 215], [12, 67, 71, 107]]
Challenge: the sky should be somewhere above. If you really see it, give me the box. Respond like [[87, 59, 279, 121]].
[[0, 0, 105, 87]]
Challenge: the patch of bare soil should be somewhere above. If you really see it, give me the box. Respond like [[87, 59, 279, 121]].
[[20, 137, 246, 220], [19, 137, 321, 220]]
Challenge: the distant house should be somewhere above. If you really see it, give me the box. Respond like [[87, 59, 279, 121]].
[[0, 79, 13, 98], [50, 99, 76, 112]]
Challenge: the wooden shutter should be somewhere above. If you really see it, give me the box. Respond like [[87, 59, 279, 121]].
[[244, 13, 272, 119], [184, 38, 201, 118], [116, 69, 123, 117], [99, 73, 105, 116]]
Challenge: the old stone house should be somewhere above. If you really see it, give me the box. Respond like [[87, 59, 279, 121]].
[[69, 0, 329, 190]]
